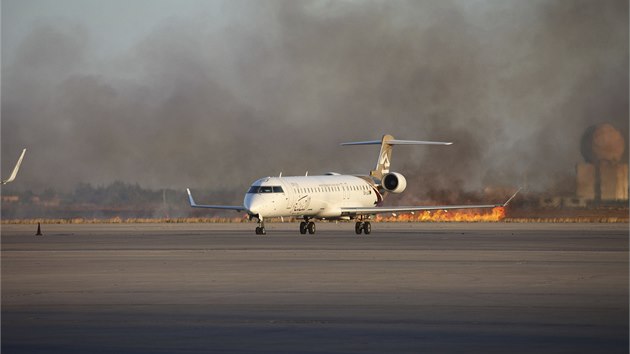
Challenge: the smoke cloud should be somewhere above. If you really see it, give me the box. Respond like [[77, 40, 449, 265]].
[[2, 0, 628, 204]]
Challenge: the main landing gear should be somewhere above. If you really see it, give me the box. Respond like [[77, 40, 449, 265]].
[[355, 221, 371, 235], [253, 217, 370, 235], [299, 218, 316, 235]]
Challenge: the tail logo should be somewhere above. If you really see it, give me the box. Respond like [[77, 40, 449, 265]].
[[379, 150, 391, 173]]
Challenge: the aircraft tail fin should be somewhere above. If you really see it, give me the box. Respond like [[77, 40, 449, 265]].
[[341, 135, 452, 180]]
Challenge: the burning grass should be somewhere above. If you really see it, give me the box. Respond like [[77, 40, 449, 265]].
[[375, 207, 506, 222]]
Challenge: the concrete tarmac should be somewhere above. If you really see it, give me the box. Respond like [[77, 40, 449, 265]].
[[2, 222, 628, 353]]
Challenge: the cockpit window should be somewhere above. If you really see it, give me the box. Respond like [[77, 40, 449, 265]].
[[247, 185, 284, 194]]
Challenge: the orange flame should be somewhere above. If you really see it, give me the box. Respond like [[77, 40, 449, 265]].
[[375, 206, 506, 222]]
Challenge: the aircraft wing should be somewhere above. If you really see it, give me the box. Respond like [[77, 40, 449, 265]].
[[186, 188, 247, 211], [340, 188, 521, 216], [1, 148, 26, 185]]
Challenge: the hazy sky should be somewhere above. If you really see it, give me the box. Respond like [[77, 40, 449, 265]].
[[2, 0, 628, 202]]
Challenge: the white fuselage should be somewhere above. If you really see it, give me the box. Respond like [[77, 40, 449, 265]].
[[243, 175, 380, 219]]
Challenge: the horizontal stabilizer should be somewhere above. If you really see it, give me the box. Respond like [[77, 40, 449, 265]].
[[341, 139, 452, 146], [341, 134, 452, 179]]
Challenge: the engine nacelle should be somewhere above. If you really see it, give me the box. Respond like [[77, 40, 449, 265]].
[[381, 172, 407, 193]]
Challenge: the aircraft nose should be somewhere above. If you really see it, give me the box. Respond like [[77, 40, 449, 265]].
[[244, 197, 262, 216]]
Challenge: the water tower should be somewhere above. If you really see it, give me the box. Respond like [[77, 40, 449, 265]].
[[576, 123, 628, 202]]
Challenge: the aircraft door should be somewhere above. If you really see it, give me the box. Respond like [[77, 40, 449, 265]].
[[281, 180, 296, 212]]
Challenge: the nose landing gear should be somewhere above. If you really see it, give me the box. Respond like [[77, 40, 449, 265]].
[[254, 216, 266, 235]]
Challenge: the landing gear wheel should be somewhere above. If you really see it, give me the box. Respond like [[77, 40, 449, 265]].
[[362, 222, 371, 235], [299, 222, 307, 234], [307, 222, 316, 234], [355, 222, 363, 234], [255, 226, 266, 235]]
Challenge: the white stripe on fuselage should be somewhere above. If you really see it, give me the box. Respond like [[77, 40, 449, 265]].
[[243, 175, 378, 218]]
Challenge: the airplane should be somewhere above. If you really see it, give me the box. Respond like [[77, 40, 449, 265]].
[[186, 135, 519, 235], [1, 148, 26, 185]]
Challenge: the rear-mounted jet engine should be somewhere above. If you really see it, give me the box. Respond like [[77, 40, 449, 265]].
[[381, 172, 407, 193]]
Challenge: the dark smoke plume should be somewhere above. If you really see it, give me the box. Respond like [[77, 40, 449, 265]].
[[2, 0, 628, 205]]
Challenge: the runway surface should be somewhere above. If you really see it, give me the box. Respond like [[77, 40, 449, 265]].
[[2, 222, 628, 353]]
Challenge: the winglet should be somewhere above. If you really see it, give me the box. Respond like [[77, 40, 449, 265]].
[[502, 187, 522, 207], [186, 188, 197, 207], [2, 148, 26, 185], [185, 188, 247, 211]]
